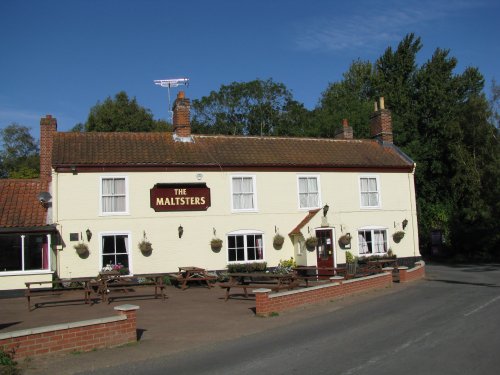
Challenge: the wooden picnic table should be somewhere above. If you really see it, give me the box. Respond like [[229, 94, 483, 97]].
[[219, 272, 299, 301], [292, 267, 349, 287], [25, 277, 97, 311], [97, 272, 168, 303], [172, 266, 216, 290]]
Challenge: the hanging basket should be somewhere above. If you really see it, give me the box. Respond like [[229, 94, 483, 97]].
[[211, 238, 223, 252], [138, 240, 153, 254], [392, 231, 405, 244], [338, 234, 352, 249], [273, 233, 285, 249], [305, 236, 318, 251], [74, 243, 89, 256]]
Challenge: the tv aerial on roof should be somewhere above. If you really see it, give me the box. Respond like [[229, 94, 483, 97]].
[[154, 77, 189, 118]]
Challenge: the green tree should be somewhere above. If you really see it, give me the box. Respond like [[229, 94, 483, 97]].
[[191, 79, 308, 136], [75, 91, 171, 132], [315, 59, 375, 138], [316, 33, 500, 259], [0, 123, 39, 178]]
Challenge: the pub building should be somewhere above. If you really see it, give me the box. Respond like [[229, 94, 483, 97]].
[[0, 93, 419, 290]]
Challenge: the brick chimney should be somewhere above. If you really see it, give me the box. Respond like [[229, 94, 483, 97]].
[[335, 118, 353, 140], [40, 115, 57, 182], [172, 91, 192, 141], [370, 97, 393, 143]]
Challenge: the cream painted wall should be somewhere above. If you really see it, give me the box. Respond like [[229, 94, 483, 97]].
[[0, 272, 53, 290], [52, 169, 419, 279]]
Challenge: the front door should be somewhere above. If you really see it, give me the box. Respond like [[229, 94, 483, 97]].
[[315, 229, 335, 277]]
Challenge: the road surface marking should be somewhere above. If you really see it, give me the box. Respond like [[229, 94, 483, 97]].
[[464, 295, 500, 317]]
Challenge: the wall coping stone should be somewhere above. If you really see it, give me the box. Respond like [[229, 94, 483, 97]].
[[398, 266, 409, 270], [342, 272, 391, 285], [253, 288, 272, 293], [268, 282, 341, 299], [114, 304, 140, 311], [0, 315, 126, 340]]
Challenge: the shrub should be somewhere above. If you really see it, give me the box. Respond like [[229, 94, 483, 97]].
[[227, 262, 267, 273]]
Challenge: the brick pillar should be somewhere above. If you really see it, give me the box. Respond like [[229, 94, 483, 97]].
[[398, 266, 409, 282], [114, 304, 140, 342], [370, 97, 393, 143], [172, 91, 191, 138], [254, 288, 272, 317], [40, 115, 57, 182]]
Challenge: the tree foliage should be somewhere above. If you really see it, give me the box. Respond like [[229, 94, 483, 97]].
[[191, 79, 310, 136], [74, 91, 171, 132], [316, 33, 500, 259], [0, 123, 39, 178]]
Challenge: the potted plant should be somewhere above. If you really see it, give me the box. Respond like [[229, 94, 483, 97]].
[[305, 236, 318, 251], [393, 231, 405, 244], [338, 233, 352, 249], [74, 243, 89, 256], [138, 239, 153, 254], [211, 238, 223, 252], [273, 233, 285, 249]]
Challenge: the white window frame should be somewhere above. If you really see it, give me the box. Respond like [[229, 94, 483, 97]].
[[297, 175, 322, 210], [230, 175, 258, 212], [226, 229, 265, 263], [99, 231, 132, 273], [0, 234, 52, 275], [357, 226, 388, 256], [359, 175, 381, 209], [99, 176, 129, 216]]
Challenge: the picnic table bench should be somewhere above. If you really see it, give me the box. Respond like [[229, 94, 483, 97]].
[[219, 272, 299, 301], [25, 278, 96, 311], [97, 272, 168, 303], [170, 266, 217, 290], [293, 267, 349, 287]]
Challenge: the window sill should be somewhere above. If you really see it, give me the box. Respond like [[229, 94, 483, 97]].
[[99, 212, 130, 217]]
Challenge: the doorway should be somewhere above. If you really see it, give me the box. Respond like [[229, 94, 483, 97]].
[[315, 228, 335, 277]]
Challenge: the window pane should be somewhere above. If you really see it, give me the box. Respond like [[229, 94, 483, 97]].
[[232, 178, 242, 194], [368, 178, 377, 192], [360, 178, 368, 192], [114, 179, 125, 195], [102, 235, 129, 269], [0, 235, 22, 271]]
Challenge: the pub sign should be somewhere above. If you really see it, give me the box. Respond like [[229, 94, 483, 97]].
[[150, 183, 211, 212]]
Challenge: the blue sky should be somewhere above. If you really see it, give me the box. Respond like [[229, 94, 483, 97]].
[[1, 0, 499, 137]]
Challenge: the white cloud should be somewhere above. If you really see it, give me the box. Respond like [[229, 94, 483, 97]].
[[294, 0, 480, 52]]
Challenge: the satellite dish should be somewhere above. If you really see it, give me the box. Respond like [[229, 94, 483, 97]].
[[37, 191, 52, 204]]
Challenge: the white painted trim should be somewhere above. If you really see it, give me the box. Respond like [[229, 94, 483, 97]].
[[358, 174, 381, 209], [229, 174, 258, 213], [296, 174, 322, 210], [99, 176, 130, 216], [99, 231, 133, 274]]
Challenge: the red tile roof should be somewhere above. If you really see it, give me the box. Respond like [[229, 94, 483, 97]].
[[52, 132, 414, 171], [0, 179, 49, 228], [289, 209, 321, 236]]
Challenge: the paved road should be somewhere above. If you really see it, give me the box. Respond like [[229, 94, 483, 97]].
[[80, 263, 500, 375]]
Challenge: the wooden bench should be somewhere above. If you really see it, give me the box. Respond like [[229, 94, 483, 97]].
[[25, 278, 95, 311], [218, 282, 285, 301], [293, 267, 350, 287], [99, 274, 167, 303], [171, 267, 217, 290]]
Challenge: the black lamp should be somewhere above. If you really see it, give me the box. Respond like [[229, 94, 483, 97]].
[[402, 219, 408, 230], [178, 225, 184, 238], [323, 204, 330, 217], [86, 228, 92, 242]]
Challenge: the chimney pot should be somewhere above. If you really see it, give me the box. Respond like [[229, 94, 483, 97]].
[[379, 97, 385, 110], [342, 118, 349, 128]]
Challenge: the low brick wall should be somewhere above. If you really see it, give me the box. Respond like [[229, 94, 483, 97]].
[[399, 261, 426, 283], [0, 304, 139, 360], [255, 272, 393, 316]]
